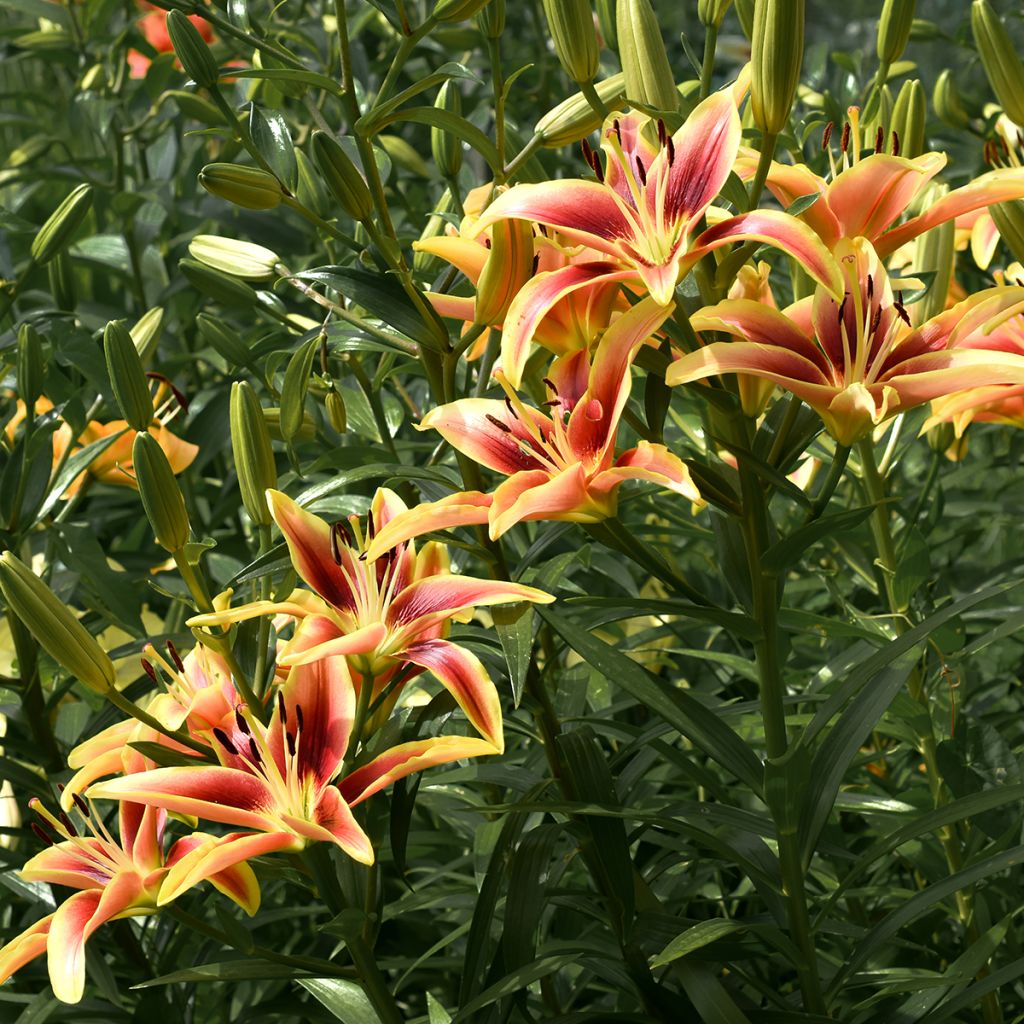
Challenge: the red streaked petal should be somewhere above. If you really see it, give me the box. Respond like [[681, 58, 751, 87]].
[[0, 914, 52, 988], [401, 638, 504, 750], [879, 349, 1024, 405], [370, 487, 410, 534], [301, 786, 374, 864], [119, 802, 164, 870], [340, 737, 500, 806], [364, 491, 492, 561], [87, 767, 276, 833], [687, 211, 844, 297], [278, 621, 388, 668], [20, 841, 111, 890], [489, 463, 606, 538], [186, 590, 331, 631], [267, 490, 359, 614], [600, 110, 661, 205], [387, 573, 553, 629], [592, 442, 701, 501]]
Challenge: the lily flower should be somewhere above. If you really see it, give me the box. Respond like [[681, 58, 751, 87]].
[[86, 657, 500, 898], [129, 4, 215, 79], [467, 91, 842, 377], [0, 798, 258, 1003], [667, 236, 1024, 446], [186, 487, 552, 749], [736, 109, 1024, 258], [367, 297, 699, 549]]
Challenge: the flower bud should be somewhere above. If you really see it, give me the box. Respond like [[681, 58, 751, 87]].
[[699, 0, 733, 27], [279, 337, 318, 445], [595, 0, 616, 48], [616, 0, 679, 112], [990, 200, 1024, 267], [197, 313, 253, 367], [972, 0, 1024, 127], [17, 323, 44, 408], [891, 78, 926, 158], [933, 69, 970, 129], [31, 184, 92, 265], [414, 188, 456, 274], [431, 82, 463, 179], [104, 320, 154, 432], [166, 9, 219, 90], [543, 0, 599, 85], [876, 0, 915, 72], [0, 552, 115, 694], [311, 131, 374, 222], [749, 0, 805, 136], [180, 258, 260, 307], [863, 84, 892, 154], [475, 218, 535, 326], [133, 431, 191, 552], [535, 73, 627, 147], [189, 234, 279, 280], [734, 0, 755, 37], [926, 420, 957, 456], [912, 183, 955, 324], [131, 307, 164, 365], [325, 387, 347, 434], [476, 0, 505, 37], [199, 163, 283, 211], [230, 381, 277, 525], [433, 0, 489, 22], [295, 148, 330, 218], [47, 251, 75, 310]]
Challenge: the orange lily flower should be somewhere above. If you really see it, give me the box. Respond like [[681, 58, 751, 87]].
[[0, 798, 258, 1003], [366, 297, 699, 550], [186, 487, 552, 749], [467, 91, 842, 378], [667, 236, 1024, 446]]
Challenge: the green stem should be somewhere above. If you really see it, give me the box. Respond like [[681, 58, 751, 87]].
[[341, 671, 375, 779], [503, 134, 543, 183], [104, 687, 212, 757], [253, 523, 273, 697], [488, 36, 507, 177], [699, 24, 718, 99], [7, 613, 62, 771], [579, 79, 610, 120], [803, 444, 851, 524]]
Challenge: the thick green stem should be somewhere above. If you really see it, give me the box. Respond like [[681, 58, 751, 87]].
[[579, 79, 610, 120], [7, 613, 62, 771], [104, 687, 212, 757], [699, 24, 718, 99]]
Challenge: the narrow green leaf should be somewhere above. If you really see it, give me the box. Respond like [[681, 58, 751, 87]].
[[674, 962, 753, 1024], [298, 978, 381, 1024], [34, 428, 127, 523], [650, 919, 746, 968], [249, 105, 298, 192], [368, 106, 502, 173], [491, 602, 533, 707], [760, 506, 874, 576], [224, 67, 343, 95]]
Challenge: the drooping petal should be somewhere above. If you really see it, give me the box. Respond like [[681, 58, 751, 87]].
[[187, 590, 332, 631], [879, 348, 1024, 405], [277, 621, 388, 668], [876, 167, 1024, 257], [294, 786, 374, 864], [591, 442, 701, 501], [419, 399, 554, 475], [412, 236, 489, 283], [401, 638, 504, 750], [470, 179, 634, 258], [425, 291, 477, 322], [370, 487, 410, 534], [364, 491, 492, 561], [826, 153, 945, 240], [0, 915, 52, 988], [387, 573, 553, 630], [88, 767, 277, 834], [686, 211, 844, 297], [20, 840, 111, 890], [340, 736, 501, 806], [489, 463, 607, 538], [47, 873, 146, 1004]]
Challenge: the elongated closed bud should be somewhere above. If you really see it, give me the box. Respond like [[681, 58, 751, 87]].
[[131, 307, 164, 365], [133, 431, 190, 552], [535, 72, 627, 146], [990, 200, 1024, 267], [912, 183, 955, 324], [734, 0, 755, 38], [595, 0, 616, 48], [543, 0, 599, 85], [616, 0, 679, 112], [891, 78, 926, 158], [863, 84, 892, 154], [197, 313, 253, 367], [325, 386, 347, 434], [433, 0, 489, 21], [104, 320, 153, 431], [295, 148, 330, 218], [47, 252, 75, 310], [189, 235, 278, 280], [431, 82, 463, 179], [17, 324, 44, 409], [311, 131, 373, 222], [31, 184, 92, 265], [0, 552, 115, 694], [166, 9, 219, 89], [475, 218, 535, 326], [749, 0, 805, 136], [279, 337, 318, 445], [199, 164, 283, 211], [476, 0, 505, 38], [699, 0, 733, 28], [230, 382, 277, 525], [933, 68, 970, 129], [180, 258, 259, 307], [973, 0, 1024, 126], [876, 0, 916, 73]]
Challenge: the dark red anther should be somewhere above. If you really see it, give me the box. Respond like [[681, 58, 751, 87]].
[[276, 691, 287, 726], [30, 823, 53, 847], [141, 659, 158, 684], [531, 254, 540, 275], [657, 118, 667, 146], [145, 372, 190, 414], [874, 126, 884, 154], [166, 640, 185, 673], [537, 224, 548, 237], [213, 727, 238, 755], [613, 118, 622, 144], [634, 154, 647, 186], [840, 121, 851, 154], [234, 707, 251, 735], [483, 237, 491, 249], [581, 138, 594, 167], [286, 731, 297, 757], [247, 738, 262, 765], [891, 131, 900, 157], [542, 399, 561, 408], [837, 294, 848, 326], [593, 158, 605, 184], [870, 306, 883, 334], [867, 274, 874, 301], [295, 704, 304, 732], [331, 521, 352, 565], [503, 396, 518, 420], [59, 811, 77, 837], [666, 137, 675, 166], [894, 293, 912, 327], [486, 413, 513, 433], [71, 792, 90, 817], [821, 121, 834, 151], [542, 377, 559, 395]]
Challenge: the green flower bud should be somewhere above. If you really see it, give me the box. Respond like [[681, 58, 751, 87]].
[[131, 307, 165, 365], [542, 0, 599, 85], [132, 431, 190, 552], [990, 200, 1024, 267], [616, 0, 679, 112], [749, 0, 805, 136], [279, 337, 318, 445], [31, 184, 93, 265], [431, 81, 463, 179], [891, 78, 926, 159], [912, 183, 954, 324], [0, 552, 115, 694], [295, 148, 330, 218], [17, 323, 44, 409], [863, 84, 893, 154], [198, 163, 283, 211], [262, 405, 316, 443], [189, 234, 279, 280], [433, 0, 489, 22], [535, 73, 627, 147], [972, 0, 1024, 127], [230, 381, 277, 525], [734, 0, 755, 38], [475, 218, 535, 326], [166, 9, 219, 90], [180, 258, 260, 307], [104, 320, 153, 432], [476, 0, 505, 37], [311, 131, 374, 222], [47, 251, 75, 311], [197, 312, 254, 367], [933, 69, 970, 129], [699, 0, 733, 28], [325, 387, 347, 434], [595, 0, 616, 49], [877, 0, 916, 72], [927, 420, 957, 456]]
